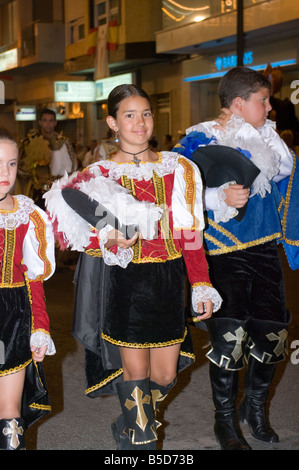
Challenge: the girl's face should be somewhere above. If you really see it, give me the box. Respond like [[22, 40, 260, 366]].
[[110, 95, 154, 149], [237, 87, 272, 129], [0, 141, 18, 198]]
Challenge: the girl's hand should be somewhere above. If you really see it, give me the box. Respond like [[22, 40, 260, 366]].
[[213, 108, 233, 131], [105, 228, 139, 249], [31, 345, 48, 362], [196, 300, 213, 320], [224, 184, 250, 208]]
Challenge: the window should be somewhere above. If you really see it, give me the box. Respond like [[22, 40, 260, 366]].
[[68, 17, 85, 44], [0, 0, 17, 47], [93, 0, 120, 27]]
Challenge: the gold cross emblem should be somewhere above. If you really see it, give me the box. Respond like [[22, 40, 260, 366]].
[[2, 419, 24, 449], [151, 389, 166, 411], [267, 329, 288, 357], [125, 386, 151, 431], [224, 326, 247, 363]]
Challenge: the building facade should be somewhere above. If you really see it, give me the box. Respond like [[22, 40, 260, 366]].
[[0, 0, 298, 149]]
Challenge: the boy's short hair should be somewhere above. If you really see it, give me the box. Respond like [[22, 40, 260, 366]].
[[218, 66, 271, 108]]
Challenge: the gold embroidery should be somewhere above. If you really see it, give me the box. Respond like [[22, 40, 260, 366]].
[[152, 171, 179, 259], [2, 229, 15, 285], [205, 233, 282, 255], [101, 328, 187, 349], [23, 271, 34, 333], [29, 403, 51, 411], [85, 369, 123, 395], [280, 151, 299, 246], [192, 281, 213, 288], [207, 218, 241, 244], [84, 248, 103, 257], [30, 211, 52, 280], [0, 358, 32, 377], [0, 281, 25, 288], [178, 157, 200, 230]]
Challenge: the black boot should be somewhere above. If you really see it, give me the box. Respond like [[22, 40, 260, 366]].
[[111, 413, 128, 450], [115, 378, 157, 450], [238, 358, 278, 442], [205, 317, 251, 450], [150, 379, 176, 411], [150, 379, 176, 432], [210, 363, 251, 450], [111, 379, 176, 450], [0, 418, 26, 450], [239, 316, 289, 443]]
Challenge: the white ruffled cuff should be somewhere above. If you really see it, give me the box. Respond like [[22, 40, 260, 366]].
[[99, 225, 134, 269], [214, 181, 238, 223], [192, 285, 223, 313], [30, 331, 56, 356]]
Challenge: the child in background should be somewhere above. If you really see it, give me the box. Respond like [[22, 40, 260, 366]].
[[0, 128, 55, 450]]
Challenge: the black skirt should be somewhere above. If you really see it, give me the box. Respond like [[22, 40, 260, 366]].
[[0, 285, 32, 371], [0, 285, 51, 429], [73, 253, 195, 397]]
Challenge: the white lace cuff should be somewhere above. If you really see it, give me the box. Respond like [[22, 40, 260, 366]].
[[192, 285, 223, 313], [99, 225, 134, 269], [30, 331, 56, 356], [214, 181, 238, 223]]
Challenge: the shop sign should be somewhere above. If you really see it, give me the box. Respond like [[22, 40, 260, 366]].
[[54, 81, 96, 102], [0, 48, 18, 72], [215, 51, 254, 71], [14, 105, 36, 121], [95, 73, 133, 101]]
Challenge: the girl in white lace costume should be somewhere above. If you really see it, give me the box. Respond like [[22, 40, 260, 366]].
[[0, 128, 55, 450]]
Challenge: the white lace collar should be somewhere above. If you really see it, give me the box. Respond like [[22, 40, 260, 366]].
[[188, 116, 280, 197], [87, 151, 180, 181], [0, 195, 35, 230]]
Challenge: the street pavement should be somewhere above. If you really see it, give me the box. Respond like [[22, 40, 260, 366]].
[[25, 247, 299, 452]]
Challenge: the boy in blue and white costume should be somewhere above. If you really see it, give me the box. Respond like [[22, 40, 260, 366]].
[[174, 66, 299, 450]]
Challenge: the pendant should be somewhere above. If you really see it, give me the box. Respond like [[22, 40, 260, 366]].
[[133, 155, 141, 167]]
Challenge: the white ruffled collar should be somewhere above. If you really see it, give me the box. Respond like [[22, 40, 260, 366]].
[[0, 195, 35, 230], [188, 115, 280, 197], [87, 151, 180, 181]]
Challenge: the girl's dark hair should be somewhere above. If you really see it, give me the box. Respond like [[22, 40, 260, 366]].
[[218, 66, 271, 108], [108, 84, 152, 118]]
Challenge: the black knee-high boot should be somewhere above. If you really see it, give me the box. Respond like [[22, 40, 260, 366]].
[[210, 363, 251, 450], [205, 317, 251, 450], [115, 378, 158, 450], [111, 379, 176, 450], [0, 418, 26, 450], [150, 379, 177, 431], [238, 357, 278, 442], [238, 316, 289, 443]]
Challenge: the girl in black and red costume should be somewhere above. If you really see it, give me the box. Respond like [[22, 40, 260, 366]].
[[0, 128, 55, 450], [45, 85, 222, 449]]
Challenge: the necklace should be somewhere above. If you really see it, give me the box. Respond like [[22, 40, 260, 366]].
[[0, 194, 7, 202], [120, 146, 149, 167]]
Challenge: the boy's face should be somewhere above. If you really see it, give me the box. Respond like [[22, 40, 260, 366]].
[[235, 87, 272, 129]]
